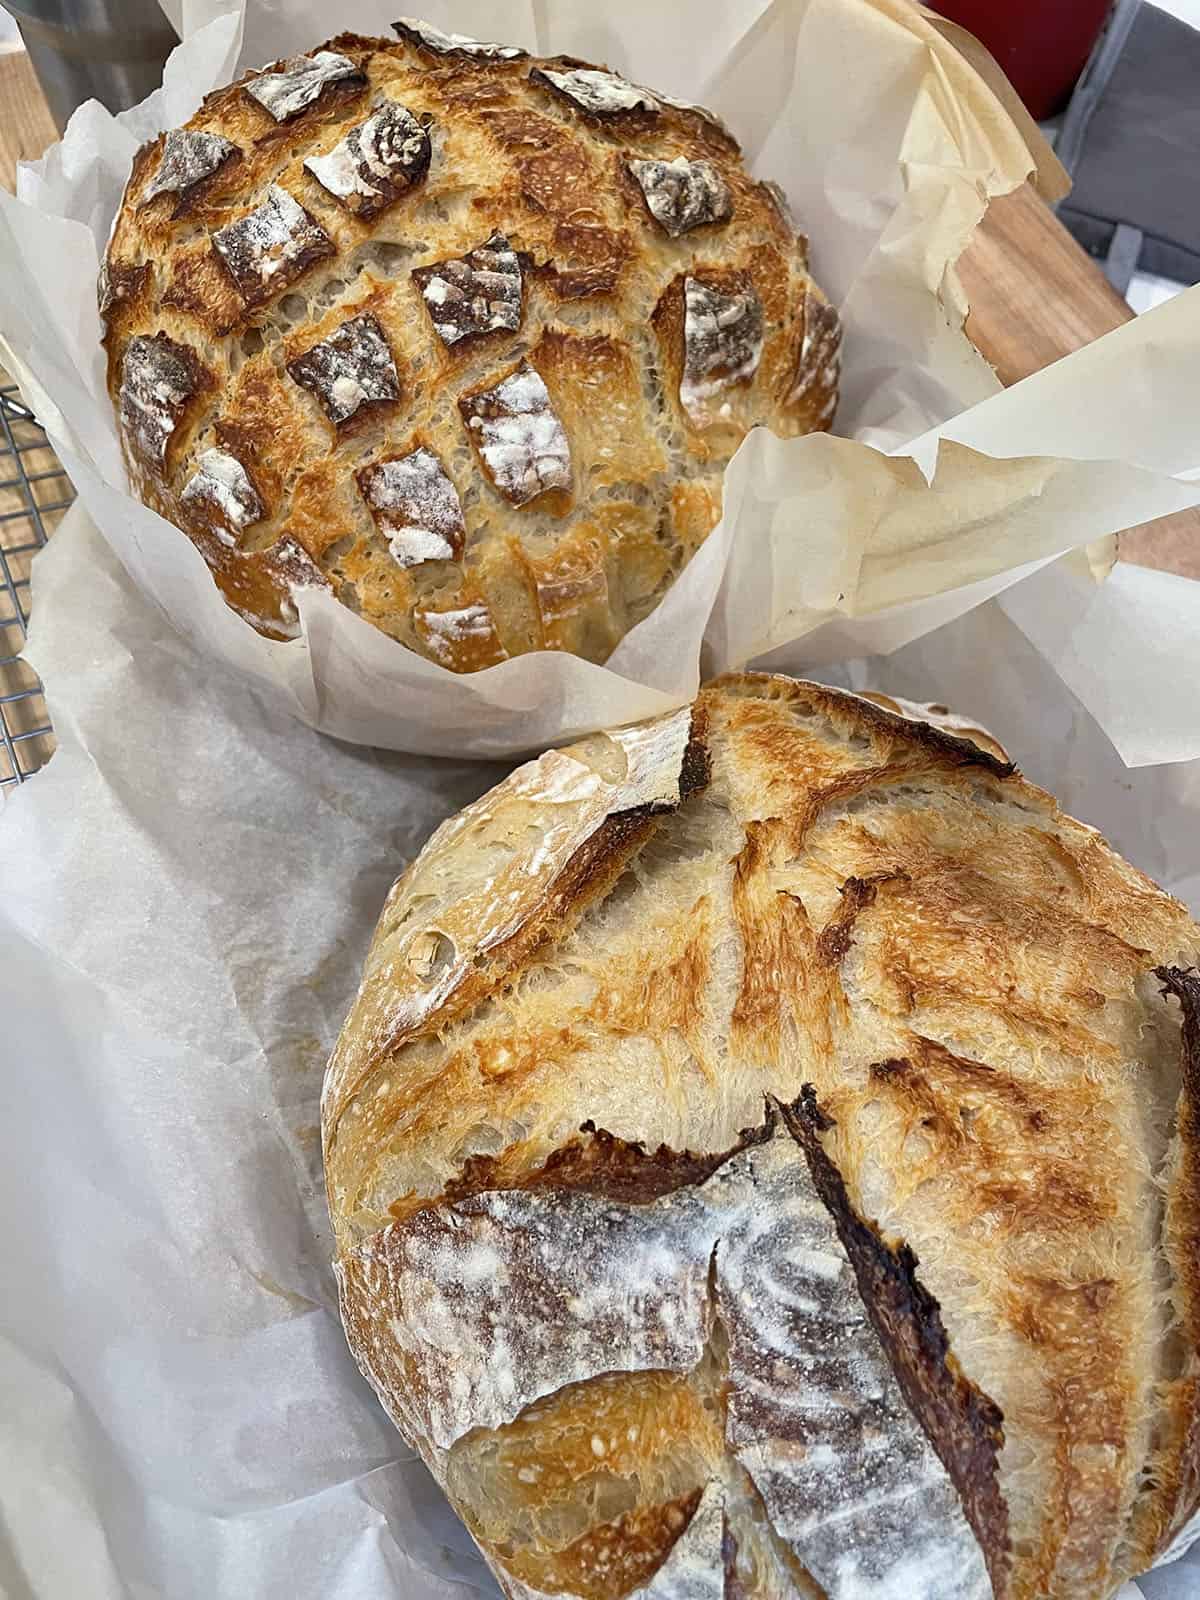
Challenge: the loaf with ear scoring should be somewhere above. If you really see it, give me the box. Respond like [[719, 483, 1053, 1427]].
[[323, 674, 1200, 1599]]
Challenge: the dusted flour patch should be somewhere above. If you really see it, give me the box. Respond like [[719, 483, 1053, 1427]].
[[243, 51, 366, 122], [359, 448, 466, 567], [413, 599, 506, 670], [679, 275, 764, 425], [118, 332, 207, 467], [304, 100, 431, 219], [140, 129, 238, 208], [413, 233, 523, 347], [788, 290, 842, 426], [212, 185, 333, 307], [459, 361, 571, 506], [530, 66, 657, 119], [180, 448, 263, 545], [392, 17, 526, 60], [287, 312, 401, 427], [718, 1128, 992, 1600], [628, 157, 732, 238]]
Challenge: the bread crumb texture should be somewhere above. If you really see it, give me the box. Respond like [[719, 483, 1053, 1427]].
[[102, 26, 840, 661], [324, 675, 1200, 1599]]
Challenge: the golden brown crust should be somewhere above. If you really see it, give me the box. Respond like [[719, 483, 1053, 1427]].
[[102, 34, 839, 669], [325, 674, 1200, 1598]]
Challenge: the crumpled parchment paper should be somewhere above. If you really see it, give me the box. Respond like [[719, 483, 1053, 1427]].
[[1, 504, 1198, 1598], [3, 0, 1200, 756]]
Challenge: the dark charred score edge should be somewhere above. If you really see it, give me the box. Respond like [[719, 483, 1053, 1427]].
[[815, 871, 906, 968], [676, 711, 712, 804], [443, 1107, 779, 1212], [99, 259, 152, 331], [528, 61, 661, 126], [1157, 967, 1200, 1101], [778, 1088, 1011, 1595], [390, 19, 529, 61], [712, 672, 1017, 782], [835, 693, 1016, 780], [869, 1057, 912, 1084], [1152, 965, 1200, 1548], [356, 711, 710, 1089]]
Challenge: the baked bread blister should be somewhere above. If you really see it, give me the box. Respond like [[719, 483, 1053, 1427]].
[[323, 674, 1200, 1599], [101, 24, 840, 665]]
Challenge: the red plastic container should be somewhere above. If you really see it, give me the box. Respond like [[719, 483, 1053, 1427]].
[[931, 0, 1114, 119]]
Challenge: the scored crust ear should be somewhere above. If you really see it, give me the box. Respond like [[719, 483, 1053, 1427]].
[[321, 704, 710, 1241], [780, 1090, 1010, 1595]]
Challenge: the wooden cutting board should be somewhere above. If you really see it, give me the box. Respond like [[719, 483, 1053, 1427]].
[[958, 182, 1200, 577], [0, 45, 1194, 578]]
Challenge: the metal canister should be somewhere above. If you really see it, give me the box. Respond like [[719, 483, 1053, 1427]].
[[1, 0, 179, 129]]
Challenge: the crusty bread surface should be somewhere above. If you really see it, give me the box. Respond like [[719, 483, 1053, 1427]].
[[101, 24, 840, 665], [323, 674, 1200, 1598]]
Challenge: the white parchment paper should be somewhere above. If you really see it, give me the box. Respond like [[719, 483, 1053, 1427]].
[[2, 505, 1199, 1598], [4, 0, 1200, 756]]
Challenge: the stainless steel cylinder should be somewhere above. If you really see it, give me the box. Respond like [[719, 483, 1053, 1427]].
[[2, 0, 179, 129]]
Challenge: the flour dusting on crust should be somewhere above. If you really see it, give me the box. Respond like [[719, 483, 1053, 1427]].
[[392, 17, 527, 60], [628, 157, 732, 238], [118, 332, 205, 467], [680, 276, 764, 425], [718, 1133, 991, 1599], [180, 447, 262, 544], [788, 290, 842, 425], [212, 185, 333, 306], [459, 360, 571, 506], [413, 600, 504, 667], [304, 100, 431, 218], [413, 233, 523, 347], [243, 51, 366, 122], [286, 311, 401, 426], [339, 1118, 990, 1597], [140, 129, 237, 207], [360, 447, 465, 567], [531, 66, 658, 118]]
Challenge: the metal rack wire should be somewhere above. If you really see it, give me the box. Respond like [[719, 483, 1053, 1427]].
[[0, 374, 73, 787]]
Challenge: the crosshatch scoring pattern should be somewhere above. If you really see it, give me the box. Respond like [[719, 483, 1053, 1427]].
[[0, 372, 72, 787]]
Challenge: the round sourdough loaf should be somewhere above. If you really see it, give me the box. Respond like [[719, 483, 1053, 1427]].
[[324, 674, 1200, 1599], [100, 23, 841, 668]]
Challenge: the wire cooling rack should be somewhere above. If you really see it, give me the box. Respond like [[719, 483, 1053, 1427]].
[[0, 372, 73, 787]]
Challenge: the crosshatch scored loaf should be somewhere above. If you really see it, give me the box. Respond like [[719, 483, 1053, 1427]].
[[100, 21, 841, 668], [323, 674, 1200, 1599]]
